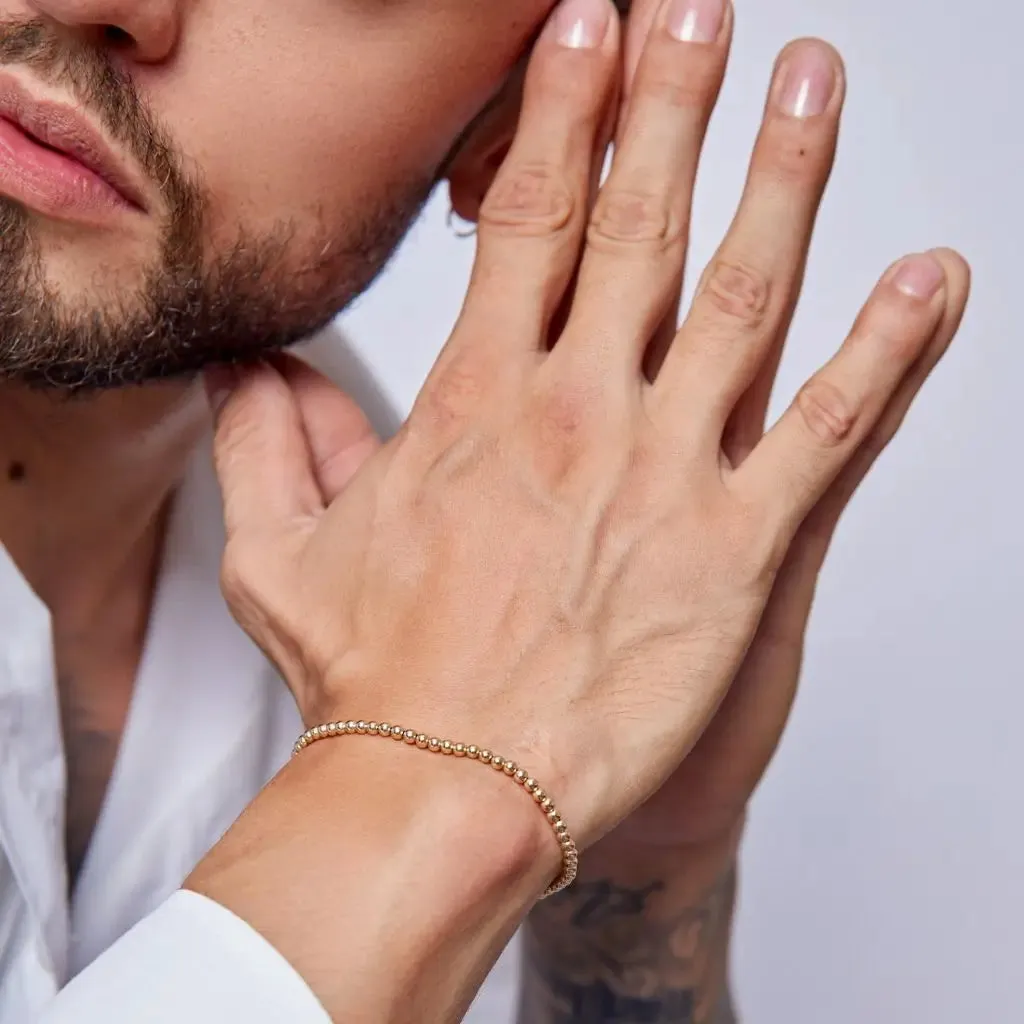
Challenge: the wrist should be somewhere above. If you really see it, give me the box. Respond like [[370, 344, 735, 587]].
[[190, 732, 557, 1020], [567, 814, 745, 896]]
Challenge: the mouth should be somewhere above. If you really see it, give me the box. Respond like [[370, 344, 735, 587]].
[[0, 74, 148, 224]]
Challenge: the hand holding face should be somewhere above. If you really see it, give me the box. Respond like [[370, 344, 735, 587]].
[[208, 0, 969, 862]]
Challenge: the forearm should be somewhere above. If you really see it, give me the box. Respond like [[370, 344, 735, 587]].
[[187, 737, 556, 1022], [518, 827, 741, 1023]]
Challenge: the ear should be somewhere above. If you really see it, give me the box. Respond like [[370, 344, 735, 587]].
[[444, 71, 526, 224]]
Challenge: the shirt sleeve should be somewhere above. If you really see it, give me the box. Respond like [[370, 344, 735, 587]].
[[39, 890, 331, 1023]]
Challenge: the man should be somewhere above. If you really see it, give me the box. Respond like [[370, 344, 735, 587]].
[[0, 0, 968, 1021]]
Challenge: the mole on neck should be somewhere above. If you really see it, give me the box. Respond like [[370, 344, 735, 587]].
[[7, 461, 26, 483]]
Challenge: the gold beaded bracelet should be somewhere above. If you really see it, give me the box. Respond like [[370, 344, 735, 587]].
[[293, 719, 578, 897]]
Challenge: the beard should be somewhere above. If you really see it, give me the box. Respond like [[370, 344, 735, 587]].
[[0, 19, 435, 392]]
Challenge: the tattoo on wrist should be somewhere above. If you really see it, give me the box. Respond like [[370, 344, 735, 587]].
[[518, 866, 738, 1023]]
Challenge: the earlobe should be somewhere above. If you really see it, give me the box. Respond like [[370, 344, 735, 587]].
[[443, 74, 524, 223], [446, 139, 512, 223]]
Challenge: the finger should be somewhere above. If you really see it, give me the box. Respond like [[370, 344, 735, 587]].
[[686, 257, 970, 801], [206, 361, 322, 542], [460, 0, 620, 352], [790, 247, 972, 558], [554, 0, 732, 376], [269, 353, 381, 504], [738, 250, 969, 532], [616, 0, 664, 137], [678, 255, 969, 821], [653, 40, 845, 442], [619, 6, 696, 379], [621, 3, 699, 381]]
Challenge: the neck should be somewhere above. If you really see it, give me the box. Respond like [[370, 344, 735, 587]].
[[0, 379, 209, 629]]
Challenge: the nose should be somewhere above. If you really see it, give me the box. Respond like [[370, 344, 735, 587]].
[[26, 0, 183, 62]]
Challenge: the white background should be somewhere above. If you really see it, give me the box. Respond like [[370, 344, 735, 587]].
[[336, 0, 1024, 1020]]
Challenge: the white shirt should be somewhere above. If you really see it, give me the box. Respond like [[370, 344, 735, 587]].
[[0, 330, 520, 1022]]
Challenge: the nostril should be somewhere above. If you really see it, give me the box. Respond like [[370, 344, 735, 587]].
[[102, 25, 134, 47]]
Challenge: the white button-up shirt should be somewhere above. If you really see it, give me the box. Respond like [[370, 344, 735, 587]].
[[0, 331, 519, 1022]]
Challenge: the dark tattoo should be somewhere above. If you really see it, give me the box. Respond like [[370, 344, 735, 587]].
[[519, 867, 738, 1023]]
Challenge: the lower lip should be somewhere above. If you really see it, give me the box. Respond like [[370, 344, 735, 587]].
[[0, 116, 134, 223]]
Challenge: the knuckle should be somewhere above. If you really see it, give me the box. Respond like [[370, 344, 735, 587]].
[[533, 381, 592, 440], [635, 33, 722, 110], [859, 289, 934, 358], [871, 317, 929, 360], [588, 188, 674, 249], [795, 377, 857, 448], [526, 376, 608, 487], [636, 69, 709, 111], [418, 357, 487, 430], [479, 163, 576, 236], [701, 260, 771, 327]]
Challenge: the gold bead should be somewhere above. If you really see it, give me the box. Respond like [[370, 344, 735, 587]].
[[327, 723, 338, 735], [347, 721, 358, 733], [532, 789, 546, 803], [554, 821, 568, 834], [404, 730, 417, 744], [466, 746, 479, 759], [559, 835, 574, 849], [368, 722, 379, 734], [547, 809, 559, 822], [428, 737, 441, 752], [441, 741, 454, 755], [524, 779, 537, 792], [514, 769, 527, 783], [416, 734, 429, 749], [479, 750, 492, 764], [356, 721, 368, 734], [316, 725, 326, 736], [503, 761, 517, 776], [378, 723, 390, 736], [391, 726, 405, 740], [491, 756, 505, 771], [454, 744, 466, 757], [540, 796, 553, 811]]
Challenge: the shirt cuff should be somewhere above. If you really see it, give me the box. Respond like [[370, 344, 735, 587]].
[[40, 890, 330, 1023]]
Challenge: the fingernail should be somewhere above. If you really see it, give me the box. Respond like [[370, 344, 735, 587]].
[[775, 44, 836, 118], [891, 253, 945, 300], [204, 364, 237, 415], [552, 0, 610, 49], [665, 0, 724, 44]]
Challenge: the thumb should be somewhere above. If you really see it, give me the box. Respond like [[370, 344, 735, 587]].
[[206, 360, 323, 542], [270, 352, 382, 503]]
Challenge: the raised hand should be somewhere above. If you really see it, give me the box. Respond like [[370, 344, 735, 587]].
[[208, 0, 969, 865]]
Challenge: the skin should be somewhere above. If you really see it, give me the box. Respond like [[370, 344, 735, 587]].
[[0, 0, 970, 1020], [0, 0, 555, 886], [194, 4, 968, 1024]]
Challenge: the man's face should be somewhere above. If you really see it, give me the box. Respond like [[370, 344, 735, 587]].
[[0, 0, 550, 389]]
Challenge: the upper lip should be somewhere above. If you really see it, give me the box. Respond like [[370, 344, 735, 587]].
[[0, 74, 148, 212]]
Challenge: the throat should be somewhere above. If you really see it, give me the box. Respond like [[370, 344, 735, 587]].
[[54, 503, 170, 892], [59, 668, 135, 889], [0, 380, 204, 889]]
